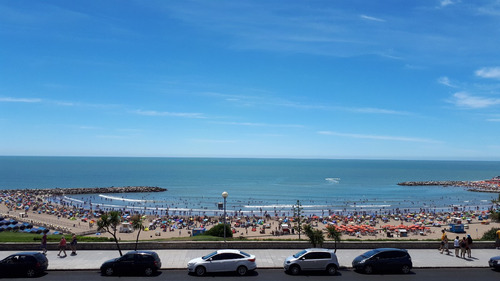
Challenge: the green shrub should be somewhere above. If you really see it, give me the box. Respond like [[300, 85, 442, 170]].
[[481, 227, 500, 240], [204, 224, 233, 238]]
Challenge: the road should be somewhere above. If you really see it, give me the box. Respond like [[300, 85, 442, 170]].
[[3, 268, 499, 281]]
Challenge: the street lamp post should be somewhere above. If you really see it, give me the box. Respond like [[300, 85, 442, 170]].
[[222, 191, 228, 242]]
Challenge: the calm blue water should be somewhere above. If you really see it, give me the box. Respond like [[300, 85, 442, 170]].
[[1, 156, 499, 216]]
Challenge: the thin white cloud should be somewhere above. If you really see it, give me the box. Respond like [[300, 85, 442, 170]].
[[133, 109, 206, 119], [487, 119, 500, 122], [438, 76, 457, 87], [440, 0, 456, 7], [318, 131, 440, 143], [212, 121, 303, 128], [360, 15, 385, 22], [475, 67, 500, 79], [0, 97, 42, 103], [448, 92, 500, 108]]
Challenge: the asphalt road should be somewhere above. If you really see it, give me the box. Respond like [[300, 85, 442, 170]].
[[2, 268, 499, 281]]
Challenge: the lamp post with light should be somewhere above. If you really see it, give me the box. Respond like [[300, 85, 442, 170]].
[[222, 191, 228, 242]]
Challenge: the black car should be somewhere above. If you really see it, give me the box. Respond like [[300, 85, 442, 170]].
[[352, 248, 412, 274], [0, 252, 49, 277], [100, 250, 162, 276]]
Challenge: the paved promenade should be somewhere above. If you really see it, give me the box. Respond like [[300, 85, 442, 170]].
[[1, 248, 499, 270]]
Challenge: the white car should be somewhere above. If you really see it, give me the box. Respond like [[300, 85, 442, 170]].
[[187, 249, 257, 276]]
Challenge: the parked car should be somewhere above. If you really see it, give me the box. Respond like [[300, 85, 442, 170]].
[[489, 255, 500, 270], [283, 248, 339, 275], [352, 248, 412, 274], [187, 249, 256, 276], [100, 250, 161, 276], [0, 252, 48, 278]]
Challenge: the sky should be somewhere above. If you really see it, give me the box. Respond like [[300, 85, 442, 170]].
[[1, 0, 500, 160]]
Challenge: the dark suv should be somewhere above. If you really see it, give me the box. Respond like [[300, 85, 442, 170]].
[[100, 250, 162, 276], [0, 252, 49, 277], [352, 248, 412, 274]]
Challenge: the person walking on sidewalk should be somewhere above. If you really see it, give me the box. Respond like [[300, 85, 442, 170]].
[[466, 234, 473, 258], [440, 230, 449, 254], [496, 229, 500, 249], [454, 236, 460, 257], [58, 235, 67, 257], [40, 231, 47, 255], [460, 236, 467, 258], [70, 233, 78, 256]]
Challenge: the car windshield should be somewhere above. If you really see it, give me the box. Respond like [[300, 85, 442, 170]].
[[361, 249, 380, 258], [202, 251, 218, 260], [293, 250, 307, 258]]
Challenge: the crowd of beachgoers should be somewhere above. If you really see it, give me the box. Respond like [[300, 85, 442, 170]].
[[0, 188, 499, 242]]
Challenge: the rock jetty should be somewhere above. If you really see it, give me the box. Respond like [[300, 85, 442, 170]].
[[398, 181, 468, 187], [0, 186, 167, 196], [398, 178, 500, 193]]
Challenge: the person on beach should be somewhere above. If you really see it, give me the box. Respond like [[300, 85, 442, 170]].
[[454, 236, 460, 257], [70, 233, 77, 255], [58, 235, 67, 257], [40, 232, 47, 255]]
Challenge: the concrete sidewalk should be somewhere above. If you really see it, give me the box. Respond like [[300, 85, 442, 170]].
[[1, 248, 499, 270]]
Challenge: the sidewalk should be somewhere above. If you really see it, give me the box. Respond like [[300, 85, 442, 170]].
[[1, 248, 499, 270]]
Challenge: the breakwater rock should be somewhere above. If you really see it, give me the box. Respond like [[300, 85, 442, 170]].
[[398, 181, 468, 187], [0, 186, 167, 196]]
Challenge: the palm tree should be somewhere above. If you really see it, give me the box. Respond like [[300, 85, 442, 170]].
[[130, 214, 144, 251], [303, 224, 324, 248], [325, 225, 342, 253], [97, 211, 123, 256]]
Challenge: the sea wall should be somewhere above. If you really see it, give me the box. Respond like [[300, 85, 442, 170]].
[[0, 240, 495, 251]]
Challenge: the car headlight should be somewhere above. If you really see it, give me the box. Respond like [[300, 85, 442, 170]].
[[359, 259, 367, 264]]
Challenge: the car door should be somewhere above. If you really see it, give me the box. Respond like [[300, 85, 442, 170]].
[[206, 253, 227, 272], [115, 253, 135, 274], [300, 252, 330, 271]]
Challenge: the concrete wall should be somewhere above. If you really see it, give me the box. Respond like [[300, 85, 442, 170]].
[[0, 240, 495, 251]]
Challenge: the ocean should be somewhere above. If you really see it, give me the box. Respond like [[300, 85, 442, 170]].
[[1, 156, 499, 216]]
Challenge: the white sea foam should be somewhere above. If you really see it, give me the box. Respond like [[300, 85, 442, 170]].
[[62, 196, 84, 203], [349, 204, 391, 208], [99, 194, 155, 203], [325, 177, 340, 183]]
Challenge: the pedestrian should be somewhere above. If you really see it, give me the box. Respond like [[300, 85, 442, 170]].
[[454, 236, 460, 257], [70, 233, 77, 255], [466, 234, 473, 258], [439, 230, 446, 253], [496, 229, 500, 249], [58, 235, 67, 257], [40, 231, 47, 255], [460, 236, 467, 258]]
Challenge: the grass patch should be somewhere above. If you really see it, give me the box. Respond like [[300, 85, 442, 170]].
[[0, 231, 112, 242]]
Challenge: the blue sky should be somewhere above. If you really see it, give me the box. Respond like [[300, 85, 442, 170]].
[[1, 0, 500, 160]]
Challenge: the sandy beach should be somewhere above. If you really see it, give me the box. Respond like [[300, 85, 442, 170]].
[[0, 192, 498, 242]]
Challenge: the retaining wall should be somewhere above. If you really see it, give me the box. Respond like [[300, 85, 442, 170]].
[[0, 241, 495, 251]]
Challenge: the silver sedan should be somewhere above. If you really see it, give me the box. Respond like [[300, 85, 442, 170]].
[[187, 249, 257, 276]]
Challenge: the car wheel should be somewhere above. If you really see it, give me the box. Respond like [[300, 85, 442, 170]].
[[289, 265, 301, 275], [195, 266, 206, 276], [326, 264, 338, 275], [237, 265, 248, 276], [26, 268, 36, 278], [401, 264, 411, 274], [144, 267, 153, 276], [104, 267, 114, 276], [363, 265, 373, 274]]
